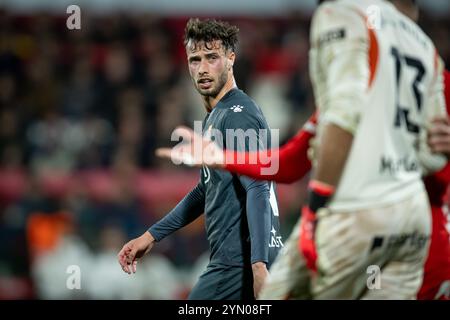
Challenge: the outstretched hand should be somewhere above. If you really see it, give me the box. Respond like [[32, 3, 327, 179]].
[[156, 126, 225, 168]]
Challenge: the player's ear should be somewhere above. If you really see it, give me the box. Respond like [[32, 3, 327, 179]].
[[227, 51, 235, 70]]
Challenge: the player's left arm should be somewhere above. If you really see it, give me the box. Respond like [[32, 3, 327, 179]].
[[241, 176, 272, 297], [222, 110, 273, 297]]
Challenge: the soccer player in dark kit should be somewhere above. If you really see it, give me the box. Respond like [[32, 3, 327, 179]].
[[117, 18, 283, 300]]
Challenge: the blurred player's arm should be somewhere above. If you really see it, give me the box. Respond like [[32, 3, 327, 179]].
[[156, 114, 317, 184], [309, 2, 370, 189], [224, 113, 317, 183], [118, 182, 205, 274], [418, 56, 448, 175], [300, 3, 371, 271], [429, 70, 450, 156], [428, 70, 450, 182]]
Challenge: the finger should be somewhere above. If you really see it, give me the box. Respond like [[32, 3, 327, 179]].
[[429, 135, 450, 146], [157, 147, 197, 166], [431, 117, 450, 125], [123, 254, 132, 274], [120, 253, 131, 274], [132, 260, 137, 274], [121, 264, 129, 274], [155, 148, 174, 159], [126, 248, 137, 265], [429, 123, 450, 136], [118, 243, 135, 274], [429, 142, 450, 153], [118, 253, 125, 267], [119, 256, 130, 274], [430, 143, 450, 154], [118, 250, 128, 269]]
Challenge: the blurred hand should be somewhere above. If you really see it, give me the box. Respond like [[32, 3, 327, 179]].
[[156, 126, 225, 168], [299, 206, 318, 272], [428, 117, 450, 156], [252, 262, 269, 299], [117, 231, 154, 274]]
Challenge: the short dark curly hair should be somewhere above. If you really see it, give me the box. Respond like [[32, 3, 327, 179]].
[[184, 18, 239, 53]]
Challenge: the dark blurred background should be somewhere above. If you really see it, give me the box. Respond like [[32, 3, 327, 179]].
[[0, 0, 448, 299]]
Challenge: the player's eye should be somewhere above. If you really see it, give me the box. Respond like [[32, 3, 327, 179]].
[[189, 57, 201, 64]]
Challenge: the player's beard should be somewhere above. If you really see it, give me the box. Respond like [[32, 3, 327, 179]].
[[196, 69, 228, 98]]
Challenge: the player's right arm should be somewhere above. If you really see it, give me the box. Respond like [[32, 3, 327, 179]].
[[118, 182, 205, 274], [417, 55, 448, 174], [427, 70, 450, 183], [429, 70, 450, 156]]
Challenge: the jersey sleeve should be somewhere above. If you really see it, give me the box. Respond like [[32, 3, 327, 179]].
[[221, 107, 274, 264], [417, 54, 447, 175], [309, 2, 370, 135], [148, 182, 205, 242], [429, 70, 450, 183], [423, 53, 447, 126]]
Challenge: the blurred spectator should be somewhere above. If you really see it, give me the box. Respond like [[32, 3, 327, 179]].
[[84, 225, 143, 299]]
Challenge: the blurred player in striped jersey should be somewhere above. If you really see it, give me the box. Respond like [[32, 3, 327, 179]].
[[158, 0, 449, 299]]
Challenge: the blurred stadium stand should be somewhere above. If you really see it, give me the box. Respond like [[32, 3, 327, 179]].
[[0, 0, 448, 299]]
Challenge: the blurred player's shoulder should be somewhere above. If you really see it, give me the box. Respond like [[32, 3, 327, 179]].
[[353, 0, 435, 52], [310, 0, 371, 45], [312, 0, 440, 67]]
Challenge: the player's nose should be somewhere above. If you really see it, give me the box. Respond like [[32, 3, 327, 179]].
[[198, 59, 209, 75]]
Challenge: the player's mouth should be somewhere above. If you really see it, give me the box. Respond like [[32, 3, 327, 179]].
[[198, 78, 213, 89]]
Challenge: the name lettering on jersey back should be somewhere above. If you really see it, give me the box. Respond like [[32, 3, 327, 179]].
[[380, 155, 419, 175], [373, 11, 429, 51]]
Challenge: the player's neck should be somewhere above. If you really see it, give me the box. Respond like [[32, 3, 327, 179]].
[[392, 0, 419, 22], [203, 77, 237, 113]]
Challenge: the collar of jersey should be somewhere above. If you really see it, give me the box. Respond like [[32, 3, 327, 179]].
[[212, 87, 241, 111]]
